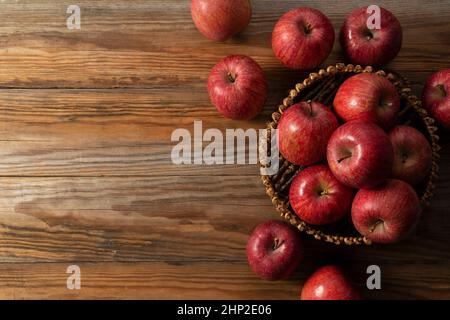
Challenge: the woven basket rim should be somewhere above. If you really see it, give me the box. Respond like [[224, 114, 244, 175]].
[[260, 63, 440, 246]]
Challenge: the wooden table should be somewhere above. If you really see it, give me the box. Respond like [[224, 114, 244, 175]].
[[0, 0, 448, 299]]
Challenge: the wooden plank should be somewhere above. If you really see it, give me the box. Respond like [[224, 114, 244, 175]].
[[0, 174, 449, 266], [0, 0, 448, 89], [0, 261, 306, 300], [0, 88, 280, 176], [0, 257, 448, 300], [0, 175, 271, 262]]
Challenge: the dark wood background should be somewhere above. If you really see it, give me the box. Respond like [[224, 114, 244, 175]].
[[0, 0, 448, 299]]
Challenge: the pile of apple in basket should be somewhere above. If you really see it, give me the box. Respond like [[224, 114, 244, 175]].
[[191, 1, 449, 299]]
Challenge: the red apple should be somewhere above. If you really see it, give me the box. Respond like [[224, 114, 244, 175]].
[[340, 6, 402, 66], [278, 101, 338, 166], [300, 265, 362, 300], [422, 69, 450, 130], [191, 0, 252, 41], [389, 125, 432, 186], [333, 73, 400, 130], [246, 220, 303, 280], [272, 7, 335, 70], [352, 179, 421, 244], [327, 120, 394, 189], [289, 164, 353, 225], [208, 55, 267, 120]]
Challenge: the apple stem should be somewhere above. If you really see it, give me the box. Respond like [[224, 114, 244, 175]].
[[363, 28, 374, 41], [437, 84, 447, 97], [369, 220, 384, 233], [227, 72, 236, 83], [307, 100, 313, 116], [272, 238, 283, 250], [337, 154, 352, 163], [401, 153, 409, 164], [303, 24, 312, 35]]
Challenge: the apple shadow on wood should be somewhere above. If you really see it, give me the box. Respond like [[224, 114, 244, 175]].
[[227, 31, 264, 47], [285, 229, 450, 299], [260, 66, 309, 115]]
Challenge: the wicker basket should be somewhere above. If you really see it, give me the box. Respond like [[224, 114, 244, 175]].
[[260, 63, 440, 246]]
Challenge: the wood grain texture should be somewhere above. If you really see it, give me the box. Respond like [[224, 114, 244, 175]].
[[0, 88, 270, 176], [0, 0, 449, 299], [0, 172, 448, 264], [0, 0, 448, 89], [0, 260, 448, 300]]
